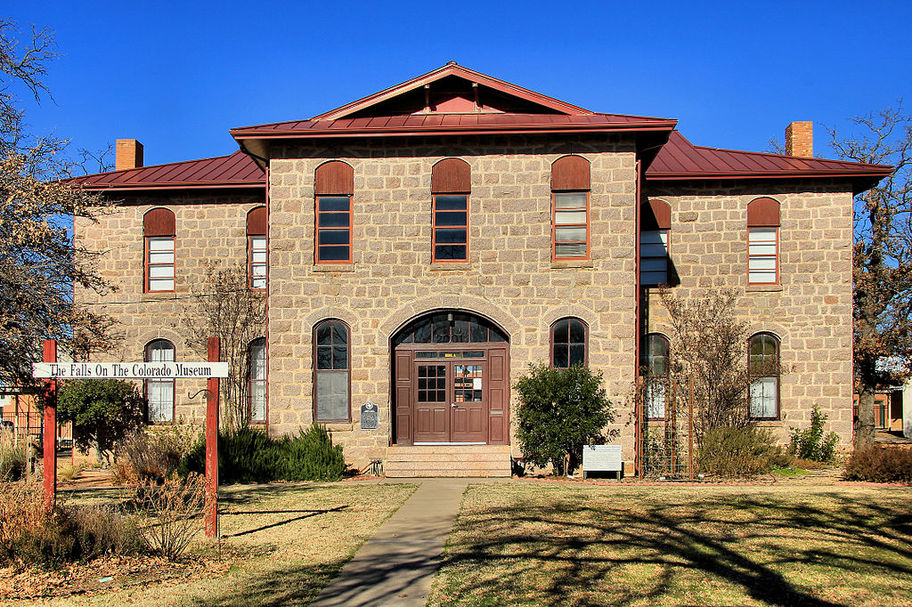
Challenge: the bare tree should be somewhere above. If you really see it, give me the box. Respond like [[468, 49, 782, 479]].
[[182, 263, 266, 431], [829, 105, 912, 448], [0, 19, 114, 387], [658, 288, 759, 445]]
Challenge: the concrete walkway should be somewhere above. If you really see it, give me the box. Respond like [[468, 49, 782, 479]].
[[309, 478, 469, 607]]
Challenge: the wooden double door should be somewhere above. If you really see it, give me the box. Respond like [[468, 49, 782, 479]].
[[394, 346, 509, 444]]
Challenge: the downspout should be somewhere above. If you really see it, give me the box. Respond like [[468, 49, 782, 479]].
[[264, 165, 270, 436]]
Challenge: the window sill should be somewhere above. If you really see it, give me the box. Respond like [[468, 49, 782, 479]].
[[318, 421, 354, 431], [313, 264, 355, 273], [746, 284, 783, 293], [551, 260, 594, 270], [429, 263, 472, 271]]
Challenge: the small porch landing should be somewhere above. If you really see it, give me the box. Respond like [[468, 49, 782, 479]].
[[384, 444, 512, 477]]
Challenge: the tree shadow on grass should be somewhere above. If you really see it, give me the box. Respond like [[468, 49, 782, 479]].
[[433, 492, 912, 607]]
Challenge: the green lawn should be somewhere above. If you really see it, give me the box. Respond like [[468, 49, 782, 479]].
[[427, 482, 912, 607], [5, 481, 417, 606]]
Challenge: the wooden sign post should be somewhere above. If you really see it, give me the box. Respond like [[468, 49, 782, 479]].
[[205, 337, 220, 538], [42, 340, 57, 512]]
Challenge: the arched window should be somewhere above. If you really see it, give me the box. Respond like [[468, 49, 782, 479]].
[[143, 208, 175, 292], [747, 197, 780, 285], [431, 158, 471, 262], [551, 317, 587, 368], [249, 337, 266, 423], [642, 334, 669, 420], [641, 199, 671, 286], [393, 311, 507, 346], [314, 320, 350, 421], [749, 332, 780, 419], [551, 156, 591, 260], [315, 161, 354, 264], [145, 339, 175, 422], [247, 207, 267, 290]]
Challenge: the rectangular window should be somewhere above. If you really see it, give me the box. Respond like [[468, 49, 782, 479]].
[[316, 372, 349, 420], [249, 340, 266, 423], [749, 377, 778, 419], [640, 230, 669, 285], [748, 228, 778, 284], [146, 237, 175, 292], [553, 192, 589, 259], [433, 195, 468, 261], [249, 236, 267, 289], [316, 196, 352, 263]]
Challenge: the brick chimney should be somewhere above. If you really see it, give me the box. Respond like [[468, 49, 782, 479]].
[[115, 139, 144, 171], [785, 121, 813, 158]]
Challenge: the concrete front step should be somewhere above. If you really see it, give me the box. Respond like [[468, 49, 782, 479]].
[[385, 445, 512, 478]]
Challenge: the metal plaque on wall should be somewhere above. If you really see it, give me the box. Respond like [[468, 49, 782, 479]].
[[360, 401, 379, 430]]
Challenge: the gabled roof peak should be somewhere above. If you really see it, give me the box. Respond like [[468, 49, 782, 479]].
[[310, 62, 592, 122]]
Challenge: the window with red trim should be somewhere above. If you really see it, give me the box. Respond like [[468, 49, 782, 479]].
[[749, 332, 780, 419], [642, 333, 669, 420], [431, 158, 471, 262], [551, 156, 590, 260], [248, 337, 266, 423], [641, 199, 671, 286], [145, 339, 175, 422], [314, 319, 350, 421], [551, 317, 588, 368], [143, 208, 175, 292], [247, 207, 267, 289], [315, 161, 354, 264], [747, 198, 780, 284]]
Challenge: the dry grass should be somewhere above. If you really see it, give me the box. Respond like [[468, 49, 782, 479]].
[[428, 482, 912, 607], [3, 480, 417, 606]]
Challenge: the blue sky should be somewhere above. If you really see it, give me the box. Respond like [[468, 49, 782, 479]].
[[6, 1, 912, 169]]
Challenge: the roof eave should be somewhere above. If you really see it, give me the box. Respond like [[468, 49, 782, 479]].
[[647, 170, 892, 195], [78, 181, 265, 192], [230, 122, 678, 140]]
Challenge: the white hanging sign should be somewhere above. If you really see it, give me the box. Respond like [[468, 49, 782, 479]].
[[32, 362, 229, 379]]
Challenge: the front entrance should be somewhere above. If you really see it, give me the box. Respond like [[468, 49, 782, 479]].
[[392, 311, 510, 445], [415, 356, 486, 443]]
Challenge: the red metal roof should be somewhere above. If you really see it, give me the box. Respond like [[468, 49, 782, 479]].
[[70, 150, 264, 191], [648, 131, 891, 181], [231, 112, 676, 139]]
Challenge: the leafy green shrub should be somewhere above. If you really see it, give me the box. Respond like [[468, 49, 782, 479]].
[[788, 405, 839, 463], [843, 446, 912, 482], [697, 425, 782, 477], [514, 363, 616, 476], [56, 379, 144, 462], [0, 430, 28, 480], [179, 424, 345, 483], [273, 425, 345, 482]]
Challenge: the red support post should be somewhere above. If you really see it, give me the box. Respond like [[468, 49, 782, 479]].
[[205, 337, 220, 538], [42, 340, 57, 512]]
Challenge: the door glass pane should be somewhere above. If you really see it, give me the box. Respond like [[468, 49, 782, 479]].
[[454, 365, 483, 402], [417, 365, 446, 402]]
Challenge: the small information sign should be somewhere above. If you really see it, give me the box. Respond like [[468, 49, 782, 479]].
[[360, 401, 379, 430], [582, 445, 622, 479]]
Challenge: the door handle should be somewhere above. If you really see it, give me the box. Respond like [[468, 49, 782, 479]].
[[451, 403, 458, 408]]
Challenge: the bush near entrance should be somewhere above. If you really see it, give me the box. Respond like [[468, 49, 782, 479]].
[[179, 425, 345, 483], [514, 363, 616, 476]]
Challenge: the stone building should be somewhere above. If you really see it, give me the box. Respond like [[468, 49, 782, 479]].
[[72, 64, 890, 476]]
